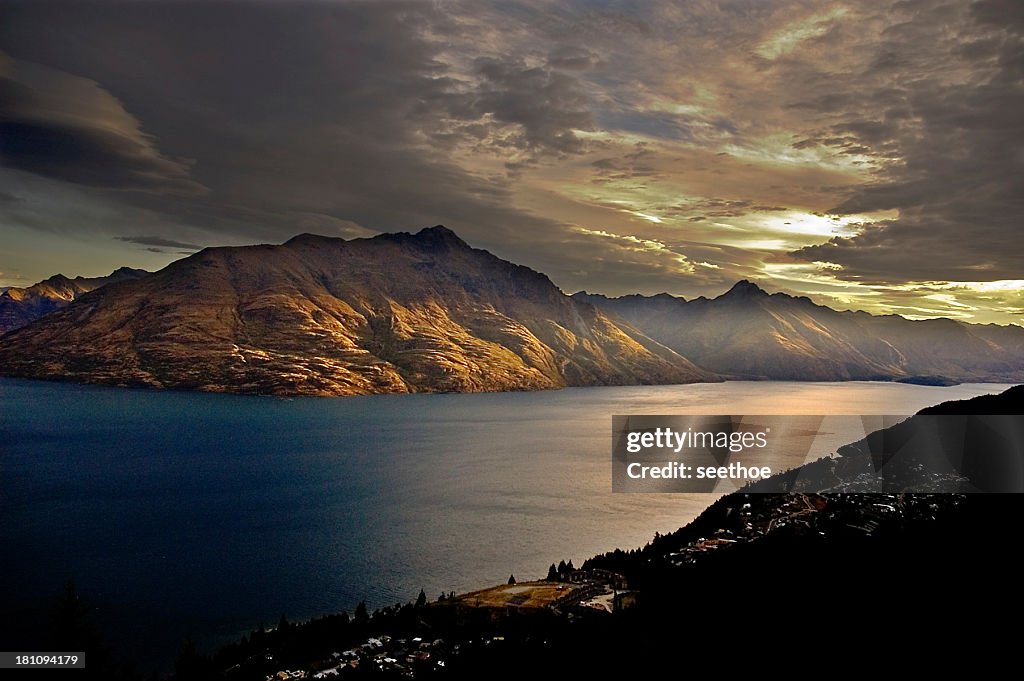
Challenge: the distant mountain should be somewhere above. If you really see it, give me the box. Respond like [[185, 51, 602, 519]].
[[0, 227, 715, 395], [0, 267, 150, 335], [574, 281, 1024, 382]]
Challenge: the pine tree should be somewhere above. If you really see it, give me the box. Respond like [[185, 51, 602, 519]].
[[508, 574, 516, 585], [546, 563, 558, 581], [416, 589, 427, 608], [354, 601, 369, 626], [175, 635, 201, 678], [52, 580, 89, 649]]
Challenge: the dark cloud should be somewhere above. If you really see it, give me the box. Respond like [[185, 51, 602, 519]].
[[0, 189, 22, 204], [590, 145, 659, 182], [546, 45, 600, 71], [0, 1, 1020, 322], [0, 1, 572, 252], [563, 9, 652, 39], [596, 109, 692, 141], [114, 235, 202, 251], [0, 51, 204, 195], [969, 0, 1024, 28], [674, 198, 756, 219], [788, 1, 1024, 282], [438, 55, 595, 158]]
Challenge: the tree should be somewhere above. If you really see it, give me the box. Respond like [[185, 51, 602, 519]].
[[416, 589, 427, 608], [508, 574, 516, 585], [175, 634, 211, 679], [354, 601, 369, 626], [52, 580, 90, 649], [49, 581, 120, 678], [546, 563, 558, 581]]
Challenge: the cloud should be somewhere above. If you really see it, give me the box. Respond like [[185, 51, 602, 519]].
[[787, 1, 1024, 283], [422, 55, 596, 163], [0, 1, 1020, 324], [470, 56, 595, 156], [113, 236, 202, 251], [590, 145, 660, 182], [546, 45, 600, 71], [0, 2, 572, 250], [0, 51, 204, 195]]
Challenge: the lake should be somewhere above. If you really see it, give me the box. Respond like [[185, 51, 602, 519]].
[[0, 378, 1012, 670]]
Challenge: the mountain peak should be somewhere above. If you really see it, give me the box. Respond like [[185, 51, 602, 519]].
[[110, 266, 145, 277], [412, 225, 469, 249], [0, 226, 716, 394], [284, 232, 341, 247], [720, 279, 769, 299]]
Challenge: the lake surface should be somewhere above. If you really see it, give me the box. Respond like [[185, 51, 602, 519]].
[[0, 378, 1012, 669]]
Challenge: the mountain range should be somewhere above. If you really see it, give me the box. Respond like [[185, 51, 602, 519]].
[[0, 227, 711, 395], [0, 267, 149, 335], [1, 226, 1021, 395], [575, 283, 1024, 382]]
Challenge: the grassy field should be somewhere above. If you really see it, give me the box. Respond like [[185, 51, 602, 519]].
[[453, 581, 582, 609]]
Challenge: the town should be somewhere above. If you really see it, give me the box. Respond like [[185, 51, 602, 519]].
[[254, 566, 633, 680]]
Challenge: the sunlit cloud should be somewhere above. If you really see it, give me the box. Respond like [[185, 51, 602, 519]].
[[945, 280, 1024, 294], [757, 7, 850, 60], [573, 226, 695, 274], [630, 211, 663, 224], [757, 212, 862, 238], [723, 135, 877, 173], [0, 0, 1020, 325]]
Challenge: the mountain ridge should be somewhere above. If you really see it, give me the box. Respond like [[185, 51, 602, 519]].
[[0, 226, 715, 396], [573, 284, 1024, 382], [0, 267, 150, 335], [3, 226, 1022, 392]]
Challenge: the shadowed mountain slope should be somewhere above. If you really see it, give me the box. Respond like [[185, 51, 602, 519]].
[[575, 283, 1024, 382]]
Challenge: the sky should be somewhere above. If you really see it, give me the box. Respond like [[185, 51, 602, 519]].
[[0, 0, 1021, 324]]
